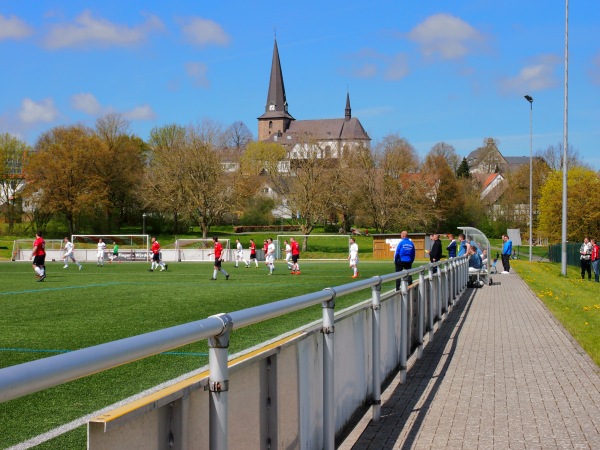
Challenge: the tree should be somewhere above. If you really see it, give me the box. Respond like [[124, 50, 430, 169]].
[[0, 133, 29, 232], [224, 121, 253, 154], [143, 124, 189, 233], [24, 125, 109, 234], [95, 114, 146, 231], [456, 157, 471, 179], [536, 142, 588, 171], [538, 167, 600, 242], [421, 152, 461, 232], [429, 142, 460, 173], [376, 133, 420, 175]]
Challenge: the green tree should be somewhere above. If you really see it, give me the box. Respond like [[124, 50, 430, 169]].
[[456, 157, 470, 179], [0, 133, 29, 232], [24, 125, 109, 234], [538, 167, 600, 242]]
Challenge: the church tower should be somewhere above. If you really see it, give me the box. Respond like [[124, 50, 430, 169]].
[[258, 39, 294, 141]]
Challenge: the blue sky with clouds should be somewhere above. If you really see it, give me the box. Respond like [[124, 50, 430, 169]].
[[1, 1, 599, 168]]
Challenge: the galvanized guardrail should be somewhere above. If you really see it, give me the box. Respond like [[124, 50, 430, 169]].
[[0, 256, 469, 450]]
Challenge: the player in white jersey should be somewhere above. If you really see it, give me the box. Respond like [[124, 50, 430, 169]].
[[97, 239, 106, 266], [284, 240, 292, 270], [62, 237, 83, 270], [348, 237, 359, 278], [234, 239, 249, 268], [266, 238, 276, 275]]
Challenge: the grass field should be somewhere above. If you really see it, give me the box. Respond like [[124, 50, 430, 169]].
[[0, 258, 398, 449], [511, 260, 600, 367]]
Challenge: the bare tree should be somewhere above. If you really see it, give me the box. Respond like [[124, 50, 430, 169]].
[[429, 142, 460, 173], [536, 142, 588, 171]]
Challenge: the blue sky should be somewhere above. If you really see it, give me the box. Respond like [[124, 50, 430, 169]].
[[1, 1, 599, 169]]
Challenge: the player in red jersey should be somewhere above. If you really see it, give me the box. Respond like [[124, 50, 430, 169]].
[[30, 231, 46, 282], [290, 237, 300, 275], [148, 237, 167, 272], [249, 238, 259, 268], [208, 236, 229, 280]]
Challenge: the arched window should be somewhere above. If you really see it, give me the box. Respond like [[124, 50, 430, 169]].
[[269, 121, 273, 129]]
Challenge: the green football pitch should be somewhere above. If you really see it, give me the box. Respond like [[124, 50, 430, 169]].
[[0, 259, 396, 449]]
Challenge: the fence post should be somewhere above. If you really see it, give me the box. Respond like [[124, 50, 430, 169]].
[[417, 270, 426, 359], [399, 277, 408, 384], [322, 291, 336, 450], [428, 267, 435, 342], [371, 280, 382, 421], [208, 313, 233, 450]]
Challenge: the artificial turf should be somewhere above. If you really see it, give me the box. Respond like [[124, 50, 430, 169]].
[[0, 259, 396, 449]]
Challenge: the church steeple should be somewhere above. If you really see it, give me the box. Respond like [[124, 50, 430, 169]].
[[345, 91, 351, 122], [258, 39, 294, 141]]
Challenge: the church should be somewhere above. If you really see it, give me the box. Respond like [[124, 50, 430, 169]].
[[257, 39, 371, 166]]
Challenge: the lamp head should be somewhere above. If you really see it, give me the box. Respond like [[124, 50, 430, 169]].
[[524, 95, 533, 103]]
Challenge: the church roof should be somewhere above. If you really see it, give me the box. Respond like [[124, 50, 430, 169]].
[[258, 39, 295, 121]]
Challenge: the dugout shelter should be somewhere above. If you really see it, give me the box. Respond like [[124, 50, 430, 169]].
[[371, 233, 427, 260]]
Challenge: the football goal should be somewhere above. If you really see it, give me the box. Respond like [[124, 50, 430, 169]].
[[174, 238, 232, 262], [276, 235, 351, 261], [12, 239, 63, 262], [71, 235, 150, 263]]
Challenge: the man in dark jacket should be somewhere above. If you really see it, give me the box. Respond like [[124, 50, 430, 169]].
[[394, 230, 416, 290], [429, 234, 442, 273]]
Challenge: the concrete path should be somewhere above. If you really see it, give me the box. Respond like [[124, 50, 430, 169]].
[[339, 271, 600, 449]]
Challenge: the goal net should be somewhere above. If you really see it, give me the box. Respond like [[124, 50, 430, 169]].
[[175, 238, 232, 262], [276, 235, 351, 261], [71, 235, 150, 263], [12, 239, 63, 261]]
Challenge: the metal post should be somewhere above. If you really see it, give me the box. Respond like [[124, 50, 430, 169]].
[[561, 0, 569, 276], [322, 292, 336, 450], [370, 281, 382, 421], [417, 271, 426, 359], [142, 213, 147, 235], [529, 98, 533, 262], [428, 267, 434, 342], [399, 277, 408, 384], [208, 314, 233, 450]]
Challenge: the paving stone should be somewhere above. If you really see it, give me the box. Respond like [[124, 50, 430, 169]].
[[339, 272, 600, 449]]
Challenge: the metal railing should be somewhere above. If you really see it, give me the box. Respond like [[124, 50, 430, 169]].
[[0, 256, 469, 450]]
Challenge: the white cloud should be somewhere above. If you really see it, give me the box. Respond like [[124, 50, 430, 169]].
[[179, 17, 230, 47], [122, 105, 156, 121], [71, 93, 102, 115], [18, 98, 59, 124], [44, 10, 164, 49], [0, 14, 33, 40], [343, 49, 410, 80], [384, 54, 409, 80], [185, 62, 210, 88], [500, 54, 560, 93], [408, 13, 487, 60]]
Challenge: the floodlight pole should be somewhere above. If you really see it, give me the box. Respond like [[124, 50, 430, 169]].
[[561, 0, 569, 276], [142, 213, 147, 235], [524, 95, 533, 262]]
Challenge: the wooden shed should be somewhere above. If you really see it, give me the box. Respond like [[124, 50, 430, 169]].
[[372, 233, 428, 260]]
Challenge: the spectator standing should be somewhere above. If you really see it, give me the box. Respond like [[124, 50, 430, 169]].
[[591, 238, 599, 282], [348, 237, 359, 278], [62, 237, 83, 270], [501, 234, 512, 274], [31, 231, 46, 282], [208, 236, 229, 280], [446, 234, 457, 258], [580, 237, 592, 280], [394, 231, 416, 289], [429, 234, 442, 273], [457, 233, 467, 257]]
